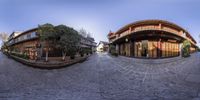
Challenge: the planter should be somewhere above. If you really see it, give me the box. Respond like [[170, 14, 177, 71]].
[[7, 54, 91, 69]]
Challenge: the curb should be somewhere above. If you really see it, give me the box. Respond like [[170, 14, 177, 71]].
[[7, 54, 90, 69]]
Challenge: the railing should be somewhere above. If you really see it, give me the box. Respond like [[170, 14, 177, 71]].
[[132, 25, 160, 32], [109, 25, 195, 45], [162, 26, 179, 35], [109, 34, 116, 39], [8, 32, 38, 46]]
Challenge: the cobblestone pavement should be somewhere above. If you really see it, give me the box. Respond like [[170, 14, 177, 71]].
[[0, 52, 200, 100]]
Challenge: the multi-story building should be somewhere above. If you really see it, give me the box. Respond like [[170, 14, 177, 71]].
[[108, 19, 198, 58], [7, 28, 38, 59], [6, 27, 96, 60], [96, 41, 109, 52], [80, 36, 97, 52]]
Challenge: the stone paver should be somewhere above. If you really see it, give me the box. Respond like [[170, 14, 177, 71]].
[[0, 52, 200, 100], [186, 74, 200, 83]]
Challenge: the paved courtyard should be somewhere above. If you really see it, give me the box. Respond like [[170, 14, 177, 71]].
[[0, 52, 200, 100]]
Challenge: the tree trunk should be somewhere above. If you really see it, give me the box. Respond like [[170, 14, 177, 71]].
[[62, 51, 66, 61], [45, 41, 49, 62], [40, 41, 45, 60], [45, 50, 48, 62]]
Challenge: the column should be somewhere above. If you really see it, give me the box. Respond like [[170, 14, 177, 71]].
[[116, 44, 119, 54], [130, 40, 134, 57], [158, 39, 161, 58], [179, 43, 183, 57]]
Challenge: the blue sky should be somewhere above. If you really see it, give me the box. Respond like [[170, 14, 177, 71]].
[[0, 0, 200, 46]]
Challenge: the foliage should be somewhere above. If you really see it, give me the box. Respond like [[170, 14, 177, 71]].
[[38, 23, 81, 59], [37, 23, 55, 61], [79, 28, 87, 37], [11, 52, 29, 60], [84, 48, 89, 55], [0, 33, 9, 42], [79, 48, 85, 57], [109, 45, 118, 56], [0, 33, 9, 52], [79, 28, 93, 39], [38, 23, 55, 42], [111, 52, 118, 56], [182, 40, 191, 57], [55, 25, 81, 57], [79, 47, 92, 56], [198, 47, 200, 52], [70, 55, 75, 59], [1, 42, 8, 52]]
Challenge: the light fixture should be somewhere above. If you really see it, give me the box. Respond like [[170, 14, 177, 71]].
[[125, 38, 128, 42]]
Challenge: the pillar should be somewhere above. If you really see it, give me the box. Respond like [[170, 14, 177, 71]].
[[130, 40, 134, 57], [116, 44, 119, 54], [158, 38, 162, 58], [179, 43, 183, 57]]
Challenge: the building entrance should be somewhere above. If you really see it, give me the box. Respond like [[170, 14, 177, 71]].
[[141, 40, 148, 57]]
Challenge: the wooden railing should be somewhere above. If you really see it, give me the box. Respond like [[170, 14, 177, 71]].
[[108, 25, 196, 46]]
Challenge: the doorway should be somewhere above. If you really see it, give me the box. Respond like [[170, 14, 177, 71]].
[[141, 40, 148, 57], [134, 40, 148, 58]]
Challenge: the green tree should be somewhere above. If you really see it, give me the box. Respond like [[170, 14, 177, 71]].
[[55, 25, 81, 59], [198, 47, 200, 52], [182, 40, 191, 57], [0, 33, 9, 52], [38, 23, 81, 61], [1, 42, 8, 53], [79, 28, 87, 37], [38, 23, 55, 61], [109, 44, 118, 56], [0, 33, 9, 42]]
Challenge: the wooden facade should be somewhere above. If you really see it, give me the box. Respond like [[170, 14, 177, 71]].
[[7, 27, 97, 60], [120, 40, 180, 58], [108, 20, 197, 58]]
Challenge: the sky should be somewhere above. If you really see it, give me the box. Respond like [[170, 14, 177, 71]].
[[0, 0, 200, 47]]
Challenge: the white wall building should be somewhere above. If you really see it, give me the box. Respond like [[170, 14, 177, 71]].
[[96, 41, 109, 52]]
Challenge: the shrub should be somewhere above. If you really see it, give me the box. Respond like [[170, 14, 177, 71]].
[[182, 40, 191, 57], [79, 48, 92, 56], [66, 47, 76, 59], [70, 55, 75, 59], [11, 52, 29, 60], [85, 48, 90, 55], [22, 53, 29, 60], [79, 48, 84, 57], [111, 52, 118, 56], [80, 53, 84, 57], [198, 47, 200, 52], [109, 45, 118, 57]]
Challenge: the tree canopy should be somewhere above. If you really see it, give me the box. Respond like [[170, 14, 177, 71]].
[[37, 23, 81, 57], [0, 33, 9, 42], [38, 23, 55, 42], [55, 25, 81, 56], [182, 40, 191, 57]]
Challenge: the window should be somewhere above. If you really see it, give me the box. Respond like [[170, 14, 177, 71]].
[[182, 32, 186, 37], [31, 32, 36, 38], [27, 33, 31, 39], [19, 35, 24, 41]]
